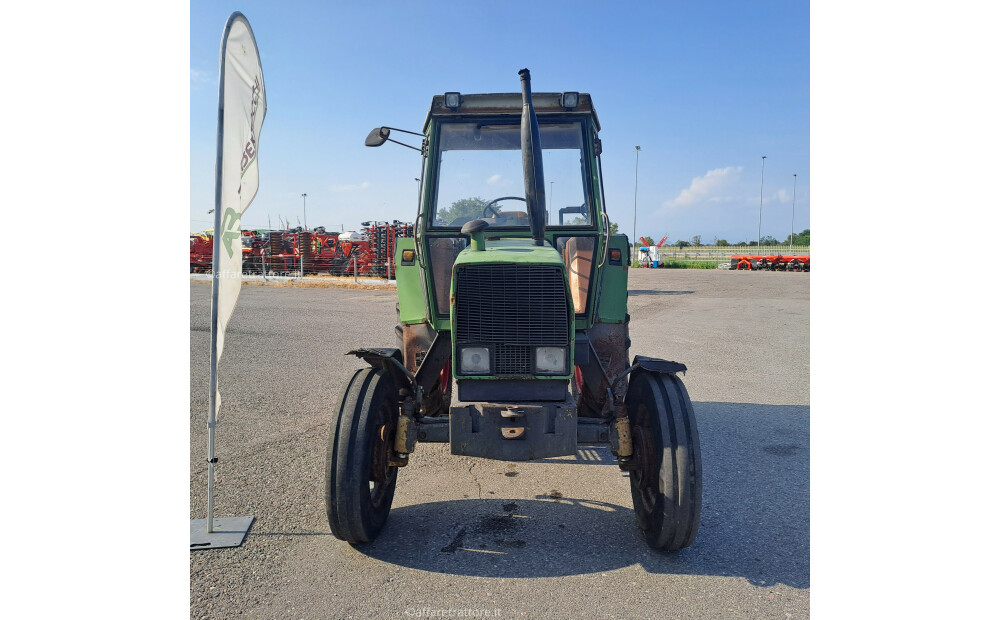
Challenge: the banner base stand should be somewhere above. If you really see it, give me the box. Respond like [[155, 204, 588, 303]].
[[190, 516, 254, 551]]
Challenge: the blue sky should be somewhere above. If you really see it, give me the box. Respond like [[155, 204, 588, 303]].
[[191, 1, 809, 244]]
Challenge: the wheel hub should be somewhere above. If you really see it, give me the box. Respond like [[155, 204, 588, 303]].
[[631, 424, 657, 489], [371, 423, 395, 484]]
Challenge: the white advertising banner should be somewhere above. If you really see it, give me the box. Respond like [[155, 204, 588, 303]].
[[211, 13, 266, 417]]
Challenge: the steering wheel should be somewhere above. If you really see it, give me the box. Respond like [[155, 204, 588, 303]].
[[483, 196, 526, 218]]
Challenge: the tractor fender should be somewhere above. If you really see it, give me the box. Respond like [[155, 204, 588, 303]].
[[346, 348, 413, 395], [612, 355, 688, 387], [629, 355, 687, 377]]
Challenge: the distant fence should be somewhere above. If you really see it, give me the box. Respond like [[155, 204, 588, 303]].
[[637, 245, 810, 264]]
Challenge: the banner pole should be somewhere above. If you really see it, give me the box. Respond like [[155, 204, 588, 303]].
[[192, 10, 260, 551], [206, 29, 227, 533], [207, 429, 216, 532]]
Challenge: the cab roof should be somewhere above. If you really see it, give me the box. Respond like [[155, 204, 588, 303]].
[[423, 92, 599, 133]]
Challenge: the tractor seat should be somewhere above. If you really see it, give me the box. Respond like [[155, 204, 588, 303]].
[[500, 211, 530, 225], [562, 237, 594, 314], [482, 211, 530, 227]]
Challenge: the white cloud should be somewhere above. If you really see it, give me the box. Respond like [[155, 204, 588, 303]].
[[486, 174, 502, 185], [751, 188, 792, 206], [191, 68, 211, 84], [330, 181, 370, 192], [662, 166, 743, 209]]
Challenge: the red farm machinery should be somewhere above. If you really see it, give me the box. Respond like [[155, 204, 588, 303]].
[[730, 254, 810, 271], [190, 221, 414, 277]]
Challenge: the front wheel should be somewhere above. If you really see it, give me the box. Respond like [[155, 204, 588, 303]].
[[325, 367, 399, 543], [626, 371, 702, 551]]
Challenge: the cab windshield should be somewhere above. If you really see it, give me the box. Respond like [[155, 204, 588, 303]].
[[431, 120, 591, 228]]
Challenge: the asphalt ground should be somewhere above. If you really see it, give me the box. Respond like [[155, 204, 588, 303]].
[[190, 268, 810, 619]]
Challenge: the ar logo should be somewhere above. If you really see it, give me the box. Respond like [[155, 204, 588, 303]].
[[220, 208, 242, 259]]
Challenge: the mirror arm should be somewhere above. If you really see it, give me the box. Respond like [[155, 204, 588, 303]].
[[383, 126, 424, 138], [386, 137, 423, 152]]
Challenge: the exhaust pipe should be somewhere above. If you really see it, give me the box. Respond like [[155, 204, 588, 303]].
[[519, 68, 546, 246]]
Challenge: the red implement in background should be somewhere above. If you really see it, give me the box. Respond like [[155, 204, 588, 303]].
[[192, 221, 415, 277], [190, 233, 214, 273], [730, 254, 810, 271]]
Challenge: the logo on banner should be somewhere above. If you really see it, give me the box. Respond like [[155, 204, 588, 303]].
[[239, 75, 263, 183], [221, 208, 241, 259]]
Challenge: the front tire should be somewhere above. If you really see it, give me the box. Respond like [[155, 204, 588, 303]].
[[626, 371, 702, 551], [325, 367, 399, 543]]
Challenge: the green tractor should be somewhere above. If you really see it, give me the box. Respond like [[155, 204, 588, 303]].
[[325, 69, 701, 551]]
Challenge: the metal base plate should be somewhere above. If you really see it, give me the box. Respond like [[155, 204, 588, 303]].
[[190, 516, 254, 551]]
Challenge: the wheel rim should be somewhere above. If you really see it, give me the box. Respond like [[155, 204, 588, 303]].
[[368, 399, 397, 509]]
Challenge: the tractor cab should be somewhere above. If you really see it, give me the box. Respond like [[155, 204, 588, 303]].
[[326, 70, 701, 552], [419, 94, 603, 328]]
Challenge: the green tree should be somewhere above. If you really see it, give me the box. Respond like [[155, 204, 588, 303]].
[[609, 221, 619, 235], [714, 238, 730, 246], [691, 235, 702, 247], [675, 240, 691, 249], [761, 235, 779, 246], [782, 228, 810, 246], [435, 197, 494, 225]]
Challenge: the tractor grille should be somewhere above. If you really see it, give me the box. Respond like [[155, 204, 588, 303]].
[[494, 344, 532, 375], [455, 264, 569, 375]]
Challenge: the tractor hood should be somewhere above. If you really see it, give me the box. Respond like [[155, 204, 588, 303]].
[[452, 237, 565, 269]]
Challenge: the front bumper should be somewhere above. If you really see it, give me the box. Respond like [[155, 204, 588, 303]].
[[449, 395, 577, 461]]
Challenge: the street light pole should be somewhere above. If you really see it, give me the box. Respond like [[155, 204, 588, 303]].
[[758, 156, 767, 249], [301, 193, 307, 230], [633, 145, 641, 262], [790, 173, 796, 253]]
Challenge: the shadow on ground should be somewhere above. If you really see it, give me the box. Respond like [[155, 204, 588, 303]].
[[344, 401, 808, 588]]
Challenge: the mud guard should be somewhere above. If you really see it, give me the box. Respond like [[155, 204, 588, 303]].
[[629, 356, 687, 376], [346, 348, 412, 394]]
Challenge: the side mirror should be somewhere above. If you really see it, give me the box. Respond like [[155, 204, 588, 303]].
[[365, 126, 390, 147]]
